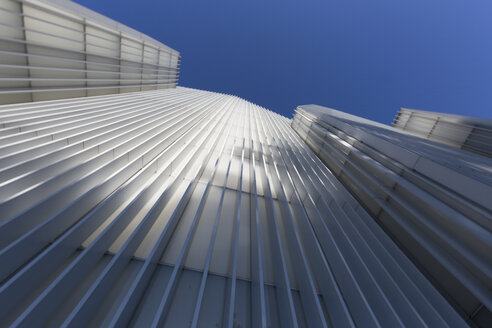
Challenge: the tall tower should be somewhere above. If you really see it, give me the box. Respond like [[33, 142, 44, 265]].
[[0, 0, 490, 327]]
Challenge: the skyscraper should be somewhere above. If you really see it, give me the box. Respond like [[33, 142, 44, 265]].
[[0, 0, 490, 327]]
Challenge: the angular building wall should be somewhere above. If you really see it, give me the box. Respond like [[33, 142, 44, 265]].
[[292, 104, 492, 327], [0, 0, 488, 327], [393, 108, 492, 158], [0, 0, 180, 105], [0, 88, 470, 327]]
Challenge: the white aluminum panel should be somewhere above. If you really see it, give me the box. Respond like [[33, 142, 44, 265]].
[[294, 104, 492, 327], [0, 88, 470, 327], [0, 0, 180, 104], [393, 108, 492, 158]]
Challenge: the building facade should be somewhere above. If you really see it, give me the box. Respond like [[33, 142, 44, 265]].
[[0, 0, 490, 327], [0, 0, 180, 105], [292, 105, 492, 327], [393, 108, 492, 158]]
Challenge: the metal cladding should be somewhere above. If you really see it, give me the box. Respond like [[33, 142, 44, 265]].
[[393, 108, 492, 158], [0, 0, 180, 105], [0, 0, 489, 327], [0, 88, 472, 327], [292, 104, 492, 327]]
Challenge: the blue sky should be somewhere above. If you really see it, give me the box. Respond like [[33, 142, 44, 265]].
[[75, 0, 492, 124]]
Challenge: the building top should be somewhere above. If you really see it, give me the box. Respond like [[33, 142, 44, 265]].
[[37, 0, 179, 54], [395, 107, 492, 127], [297, 104, 492, 188], [292, 104, 492, 327], [393, 107, 492, 158], [0, 0, 180, 104]]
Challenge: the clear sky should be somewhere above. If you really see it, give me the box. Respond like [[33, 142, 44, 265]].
[[75, 0, 492, 124]]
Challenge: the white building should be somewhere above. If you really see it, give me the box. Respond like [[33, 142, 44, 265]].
[[0, 0, 179, 105], [0, 0, 490, 327], [393, 108, 492, 158], [292, 104, 492, 327]]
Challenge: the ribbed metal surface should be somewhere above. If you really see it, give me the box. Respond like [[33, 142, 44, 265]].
[[292, 104, 492, 327], [0, 88, 468, 327], [0, 0, 180, 105], [393, 108, 492, 158]]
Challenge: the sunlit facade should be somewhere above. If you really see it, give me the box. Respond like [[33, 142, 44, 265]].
[[0, 87, 473, 328], [0, 0, 490, 327], [0, 0, 179, 105]]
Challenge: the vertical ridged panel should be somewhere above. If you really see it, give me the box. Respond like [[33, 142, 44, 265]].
[[0, 89, 469, 327], [293, 104, 492, 327]]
